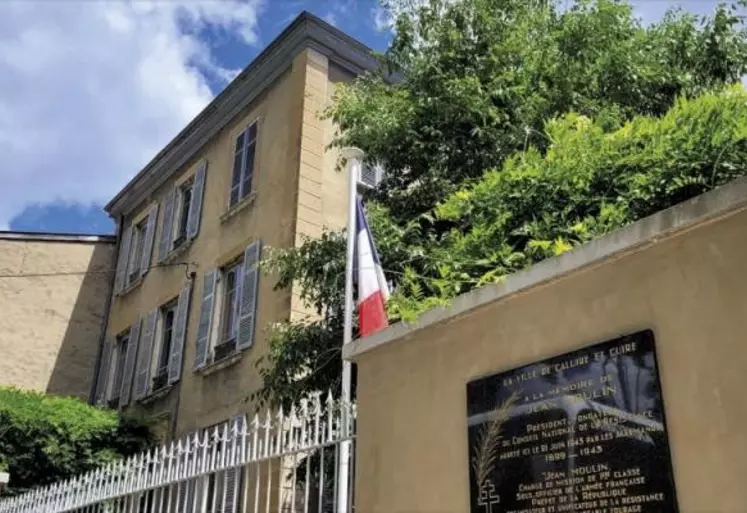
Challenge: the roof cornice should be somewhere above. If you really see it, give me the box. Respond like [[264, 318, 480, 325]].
[[0, 231, 115, 244], [105, 11, 377, 217]]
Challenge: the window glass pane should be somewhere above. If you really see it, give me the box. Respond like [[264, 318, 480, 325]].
[[230, 151, 242, 207], [129, 223, 145, 279], [229, 185, 240, 207], [232, 152, 243, 186], [177, 185, 192, 240], [240, 142, 256, 199], [231, 266, 243, 337], [235, 131, 245, 151], [159, 308, 175, 372], [247, 122, 257, 142], [222, 268, 238, 342]]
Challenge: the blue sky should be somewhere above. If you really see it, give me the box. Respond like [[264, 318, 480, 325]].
[[0, 0, 733, 234]]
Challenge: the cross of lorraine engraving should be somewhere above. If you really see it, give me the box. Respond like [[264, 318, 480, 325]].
[[477, 480, 500, 513]]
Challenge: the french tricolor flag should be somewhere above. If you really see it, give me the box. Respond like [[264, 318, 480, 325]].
[[355, 198, 390, 337]]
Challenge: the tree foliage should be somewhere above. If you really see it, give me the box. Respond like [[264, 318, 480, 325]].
[[433, 86, 747, 290], [253, 0, 747, 408], [0, 387, 155, 496], [332, 0, 747, 221]]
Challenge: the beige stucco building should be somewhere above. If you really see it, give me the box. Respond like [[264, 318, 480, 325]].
[[0, 231, 115, 399], [92, 12, 375, 438]]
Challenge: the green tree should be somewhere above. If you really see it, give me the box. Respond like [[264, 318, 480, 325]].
[[253, 0, 747, 408], [0, 387, 155, 496]]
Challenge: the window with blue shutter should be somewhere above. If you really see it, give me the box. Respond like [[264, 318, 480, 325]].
[[229, 123, 258, 208], [187, 160, 207, 240], [158, 188, 176, 263], [94, 340, 113, 405], [221, 414, 245, 513], [194, 270, 217, 370], [119, 322, 141, 408], [238, 240, 261, 350], [134, 310, 157, 400], [139, 203, 159, 278], [168, 282, 192, 384], [108, 331, 133, 408], [114, 226, 132, 295]]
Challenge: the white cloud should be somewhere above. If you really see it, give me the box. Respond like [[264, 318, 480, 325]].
[[0, 0, 263, 226], [324, 12, 339, 27], [372, 6, 393, 32]]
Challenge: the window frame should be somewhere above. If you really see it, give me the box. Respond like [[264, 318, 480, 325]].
[[228, 121, 258, 208], [127, 219, 147, 284], [173, 179, 195, 249], [211, 258, 244, 362], [108, 331, 130, 405], [152, 299, 178, 391]]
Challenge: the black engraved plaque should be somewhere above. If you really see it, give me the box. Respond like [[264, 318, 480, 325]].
[[466, 330, 678, 513]]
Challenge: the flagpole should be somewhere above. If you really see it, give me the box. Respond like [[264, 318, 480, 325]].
[[338, 147, 363, 513]]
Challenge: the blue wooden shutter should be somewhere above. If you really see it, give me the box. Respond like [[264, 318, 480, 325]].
[[119, 321, 141, 408], [140, 204, 159, 277], [237, 241, 261, 350], [222, 414, 245, 513], [194, 270, 217, 370], [158, 188, 177, 262], [187, 160, 207, 240], [114, 226, 132, 295], [134, 310, 157, 400], [168, 281, 192, 384], [94, 340, 113, 405]]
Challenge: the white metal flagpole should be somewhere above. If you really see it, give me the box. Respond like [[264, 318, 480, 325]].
[[337, 147, 363, 513]]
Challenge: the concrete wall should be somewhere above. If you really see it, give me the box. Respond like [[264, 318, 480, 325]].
[[347, 180, 747, 513], [105, 49, 350, 435], [0, 235, 114, 399]]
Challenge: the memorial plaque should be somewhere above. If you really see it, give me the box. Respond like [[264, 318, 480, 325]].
[[466, 330, 678, 513]]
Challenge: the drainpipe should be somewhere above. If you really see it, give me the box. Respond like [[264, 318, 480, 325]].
[[89, 216, 122, 404]]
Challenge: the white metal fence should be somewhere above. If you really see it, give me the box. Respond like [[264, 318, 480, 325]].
[[0, 394, 355, 513]]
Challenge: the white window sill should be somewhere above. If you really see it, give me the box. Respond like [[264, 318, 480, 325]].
[[220, 192, 257, 224], [139, 384, 174, 405], [162, 238, 193, 265], [196, 351, 244, 377], [118, 276, 144, 297]]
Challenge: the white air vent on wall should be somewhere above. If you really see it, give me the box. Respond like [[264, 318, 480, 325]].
[[357, 163, 384, 189]]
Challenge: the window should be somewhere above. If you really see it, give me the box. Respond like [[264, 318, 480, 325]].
[[229, 122, 257, 207], [153, 300, 177, 391], [193, 240, 260, 372], [174, 180, 194, 247], [216, 260, 243, 360], [128, 219, 147, 283], [201, 421, 225, 513], [108, 332, 129, 406], [199, 417, 243, 513]]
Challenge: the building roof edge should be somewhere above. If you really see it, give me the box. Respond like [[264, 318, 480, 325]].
[[105, 11, 377, 217], [0, 231, 116, 244]]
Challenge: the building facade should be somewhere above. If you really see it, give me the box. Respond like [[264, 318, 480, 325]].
[[0, 231, 115, 399], [93, 13, 376, 438]]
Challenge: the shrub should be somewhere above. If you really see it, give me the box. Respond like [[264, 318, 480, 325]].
[[0, 387, 155, 495]]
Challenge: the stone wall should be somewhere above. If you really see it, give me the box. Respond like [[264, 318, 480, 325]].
[[0, 234, 114, 399]]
